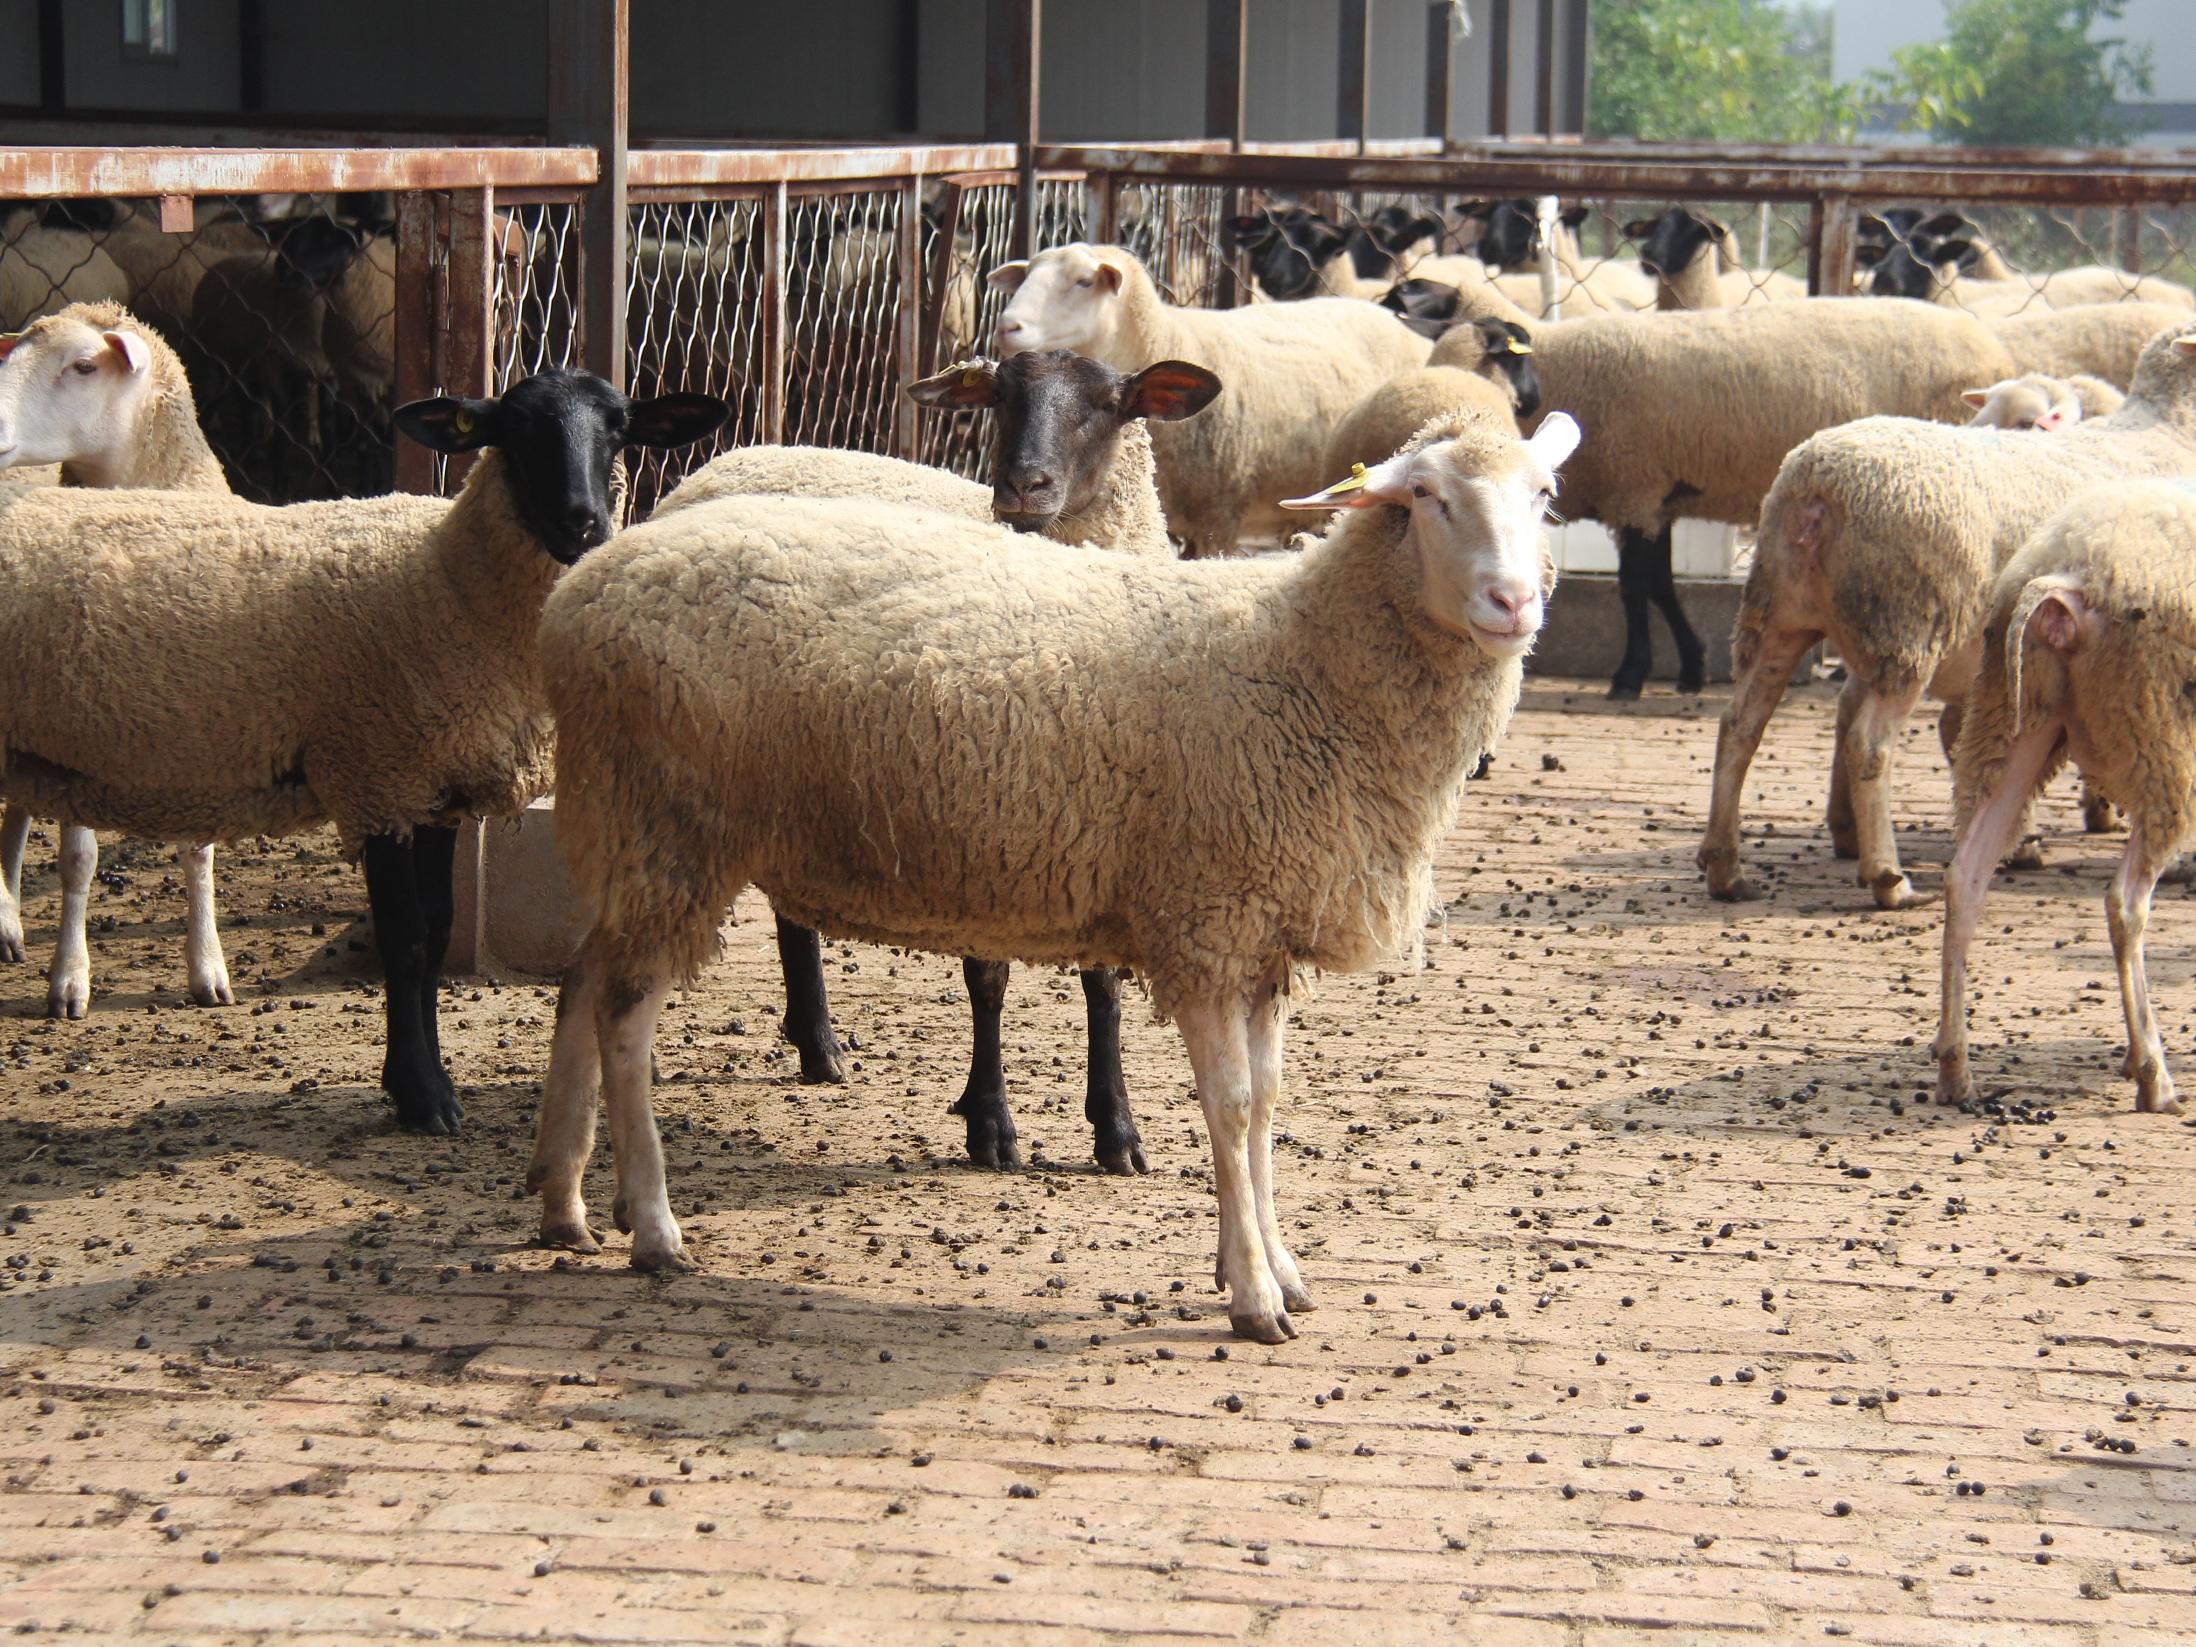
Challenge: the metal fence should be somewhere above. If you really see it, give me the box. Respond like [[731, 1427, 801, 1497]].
[[5, 138, 2196, 521]]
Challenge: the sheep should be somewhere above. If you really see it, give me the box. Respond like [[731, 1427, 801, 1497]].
[[0, 211, 131, 330], [0, 303, 235, 1019], [990, 243, 1429, 556], [1456, 198, 1653, 315], [1225, 203, 1445, 302], [1321, 320, 1542, 477], [1619, 205, 1806, 310], [1379, 275, 1535, 338], [1858, 210, 2195, 315], [1430, 295, 2017, 697], [522, 406, 1579, 1341], [1991, 302, 2191, 391], [655, 350, 1224, 1174], [1933, 480, 2196, 1115], [1962, 372, 2120, 431], [1697, 330, 2196, 911], [0, 369, 728, 1131]]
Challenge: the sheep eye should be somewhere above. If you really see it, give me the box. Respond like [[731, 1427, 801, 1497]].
[[68, 359, 98, 376], [1410, 483, 1432, 500], [1075, 277, 1095, 289]]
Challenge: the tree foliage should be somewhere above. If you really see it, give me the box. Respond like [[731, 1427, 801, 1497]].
[[1589, 0, 2156, 150]]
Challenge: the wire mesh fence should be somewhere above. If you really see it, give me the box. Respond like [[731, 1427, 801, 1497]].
[[1852, 201, 2195, 318], [491, 201, 584, 390], [1, 195, 401, 504]]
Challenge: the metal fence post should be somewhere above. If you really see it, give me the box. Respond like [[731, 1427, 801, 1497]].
[[895, 172, 924, 459], [1424, 1, 1454, 148], [1207, 0, 1248, 306], [1487, 0, 1512, 138], [986, 0, 1041, 262], [548, 0, 629, 389], [1809, 196, 1857, 298], [1338, 0, 1370, 151], [763, 182, 788, 444]]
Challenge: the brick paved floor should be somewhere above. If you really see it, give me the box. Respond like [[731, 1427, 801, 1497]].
[[2, 680, 2192, 1645]]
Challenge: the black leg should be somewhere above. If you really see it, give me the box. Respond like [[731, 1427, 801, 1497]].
[[411, 825, 459, 1098], [362, 833, 461, 1135], [1081, 966, 1146, 1175], [1609, 527, 1656, 700], [1646, 524, 1707, 693], [952, 957, 1022, 1168], [774, 916, 846, 1083]]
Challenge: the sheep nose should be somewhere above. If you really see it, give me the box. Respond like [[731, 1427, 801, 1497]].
[[1482, 578, 1540, 631]]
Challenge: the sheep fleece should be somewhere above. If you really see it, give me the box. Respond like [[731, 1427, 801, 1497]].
[[0, 453, 556, 854], [543, 478, 1523, 1008]]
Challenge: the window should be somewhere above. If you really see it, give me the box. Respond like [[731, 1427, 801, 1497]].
[[121, 0, 178, 62]]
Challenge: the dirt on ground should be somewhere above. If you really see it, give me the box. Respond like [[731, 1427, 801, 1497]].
[[1, 678, 2192, 1645]]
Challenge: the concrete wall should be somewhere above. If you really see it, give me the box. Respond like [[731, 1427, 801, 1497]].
[[62, 0, 242, 113]]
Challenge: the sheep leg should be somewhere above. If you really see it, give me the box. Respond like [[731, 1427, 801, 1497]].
[[2108, 832, 2180, 1116], [1938, 697, 2046, 870], [1698, 624, 1817, 901], [361, 832, 463, 1135], [181, 844, 234, 1006], [0, 804, 28, 963], [1178, 998, 1294, 1344], [598, 968, 690, 1271], [1848, 677, 1930, 910], [46, 825, 95, 1020], [528, 945, 605, 1252], [1934, 718, 2059, 1107], [413, 825, 458, 1085], [952, 957, 1024, 1169], [774, 916, 847, 1083], [1645, 526, 1707, 694], [2081, 783, 2122, 835], [1082, 965, 1147, 1176], [1607, 528, 1659, 700], [1827, 676, 1865, 858], [1246, 983, 1310, 1314]]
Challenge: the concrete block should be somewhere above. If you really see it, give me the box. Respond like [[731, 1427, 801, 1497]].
[[1529, 571, 1746, 684], [448, 799, 589, 978]]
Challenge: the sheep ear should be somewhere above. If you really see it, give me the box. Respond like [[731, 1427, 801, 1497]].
[[101, 331, 150, 374], [1917, 211, 1972, 240], [2174, 335, 2196, 357], [1558, 204, 1589, 229], [393, 394, 500, 453], [1527, 411, 1581, 472], [986, 260, 1030, 293], [906, 358, 1003, 409], [626, 392, 730, 450], [1852, 243, 1885, 267], [1120, 360, 1221, 423], [1961, 388, 1991, 408], [1620, 219, 1655, 240], [1280, 451, 1414, 511], [0, 331, 21, 361], [2026, 583, 2097, 655], [1091, 258, 1124, 294]]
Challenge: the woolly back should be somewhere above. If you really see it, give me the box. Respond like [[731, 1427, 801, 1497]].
[[2120, 330, 2196, 426]]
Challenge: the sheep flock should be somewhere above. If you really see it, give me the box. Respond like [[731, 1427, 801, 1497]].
[[6, 186, 2196, 1362]]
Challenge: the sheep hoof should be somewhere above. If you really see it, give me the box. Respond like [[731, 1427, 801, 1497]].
[[1828, 825, 1860, 859], [1707, 874, 1760, 903], [538, 1214, 602, 1254], [1280, 1280, 1316, 1314], [630, 1237, 696, 1275], [1868, 872, 1934, 911], [389, 1072, 463, 1135], [956, 1094, 1025, 1168], [190, 974, 236, 1008], [1094, 1137, 1149, 1176], [794, 1041, 847, 1085], [2083, 800, 2122, 834], [0, 925, 22, 965], [1934, 1066, 1975, 1107], [2006, 835, 2046, 871], [46, 969, 89, 1020], [1605, 679, 1645, 702], [1676, 665, 1706, 696], [1230, 1307, 1297, 1345], [2131, 1061, 2180, 1114]]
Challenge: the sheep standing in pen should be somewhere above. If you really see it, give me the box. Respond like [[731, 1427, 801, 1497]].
[[1429, 296, 2016, 698], [0, 303, 234, 1018], [1619, 205, 1805, 310], [1934, 481, 2196, 1116], [523, 407, 1579, 1343], [1321, 319, 1542, 476], [989, 242, 1429, 556], [1992, 302, 2191, 391], [1457, 197, 1653, 315], [1697, 331, 2196, 910], [0, 369, 727, 1131], [1858, 211, 2196, 315], [639, 349, 1223, 1174]]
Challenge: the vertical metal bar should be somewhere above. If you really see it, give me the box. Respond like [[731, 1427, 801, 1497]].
[[986, 0, 1041, 262], [1424, 1, 1454, 147], [763, 182, 787, 444], [1804, 197, 1826, 295], [894, 173, 923, 460], [1088, 169, 1117, 244], [1487, 0, 1512, 138], [393, 191, 442, 496], [920, 179, 965, 376], [1561, 0, 1590, 135], [1535, 0, 1556, 138], [1815, 196, 1857, 300], [1338, 0, 1370, 150], [548, 0, 629, 389], [2117, 205, 2143, 273], [1205, 0, 1246, 144]]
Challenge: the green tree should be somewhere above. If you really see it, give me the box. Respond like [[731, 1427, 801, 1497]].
[[1871, 0, 2155, 147], [1588, 0, 1856, 143]]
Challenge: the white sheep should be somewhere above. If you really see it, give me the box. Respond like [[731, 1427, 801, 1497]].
[[1320, 320, 1541, 477], [1455, 198, 1653, 316], [0, 302, 234, 1018], [0, 369, 727, 1131], [0, 210, 131, 329], [1428, 295, 2018, 698], [1991, 301, 2192, 392], [1934, 480, 2196, 1115], [1962, 372, 2120, 431], [990, 243, 1429, 556], [1619, 206, 1806, 310], [1699, 330, 2196, 910], [524, 407, 1579, 1344]]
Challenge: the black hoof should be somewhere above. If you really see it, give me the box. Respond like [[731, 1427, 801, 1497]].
[[1676, 667, 1706, 695], [387, 1062, 463, 1135], [1606, 679, 1644, 702], [955, 1092, 1025, 1169], [1094, 1138, 1150, 1176], [785, 1018, 847, 1084]]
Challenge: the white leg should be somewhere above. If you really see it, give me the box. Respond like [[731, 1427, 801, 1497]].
[[46, 825, 96, 1019], [0, 806, 28, 963], [182, 844, 233, 1006], [1935, 720, 2062, 1105], [599, 970, 688, 1273], [1850, 676, 1930, 909], [2108, 832, 2179, 1116], [527, 940, 606, 1252], [1178, 998, 1293, 1343], [1245, 985, 1311, 1315]]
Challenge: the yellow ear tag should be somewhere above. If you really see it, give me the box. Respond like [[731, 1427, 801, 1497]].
[[453, 409, 475, 434], [1324, 462, 1370, 497], [960, 365, 986, 387], [1508, 340, 1533, 355]]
